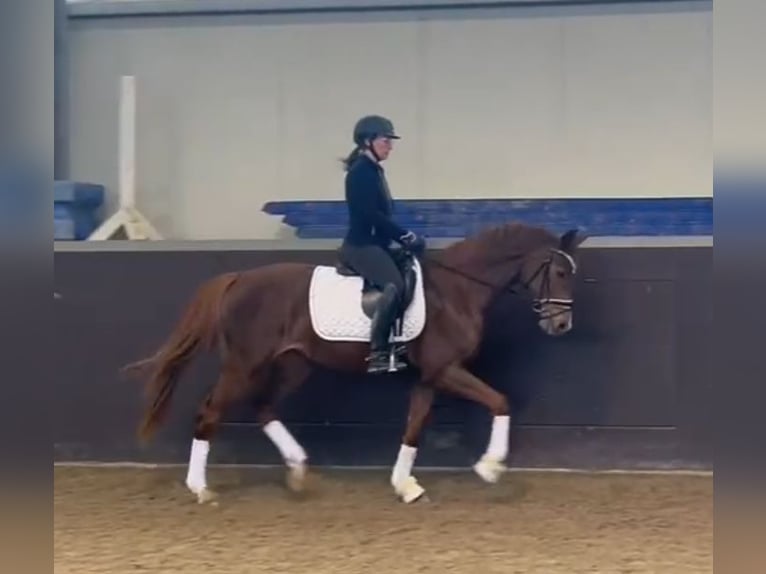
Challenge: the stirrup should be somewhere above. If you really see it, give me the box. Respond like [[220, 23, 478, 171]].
[[366, 348, 407, 374], [365, 352, 391, 374], [387, 349, 408, 372]]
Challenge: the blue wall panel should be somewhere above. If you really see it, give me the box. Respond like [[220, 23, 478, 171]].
[[68, 0, 710, 19], [263, 197, 712, 238]]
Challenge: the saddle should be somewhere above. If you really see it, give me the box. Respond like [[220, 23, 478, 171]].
[[334, 247, 419, 337]]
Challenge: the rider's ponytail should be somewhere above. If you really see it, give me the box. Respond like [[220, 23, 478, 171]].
[[340, 146, 363, 171]]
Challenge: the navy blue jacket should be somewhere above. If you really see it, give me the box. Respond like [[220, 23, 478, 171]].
[[343, 154, 407, 249]]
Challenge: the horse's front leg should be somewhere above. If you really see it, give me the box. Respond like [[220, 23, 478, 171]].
[[435, 364, 510, 484], [391, 382, 434, 503]]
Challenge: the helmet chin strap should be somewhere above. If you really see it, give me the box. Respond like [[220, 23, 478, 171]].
[[363, 139, 382, 163]]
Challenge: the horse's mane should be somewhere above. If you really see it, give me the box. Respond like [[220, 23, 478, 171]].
[[437, 221, 559, 266]]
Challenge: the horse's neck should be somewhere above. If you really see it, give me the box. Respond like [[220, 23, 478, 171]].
[[427, 225, 555, 314], [428, 246, 522, 314]]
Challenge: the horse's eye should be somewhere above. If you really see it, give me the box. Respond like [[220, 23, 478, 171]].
[[556, 270, 566, 278]]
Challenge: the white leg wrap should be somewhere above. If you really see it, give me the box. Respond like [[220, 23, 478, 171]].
[[185, 438, 209, 493], [263, 420, 307, 468], [486, 415, 510, 461], [390, 444, 425, 503], [474, 415, 511, 484], [391, 444, 418, 487]]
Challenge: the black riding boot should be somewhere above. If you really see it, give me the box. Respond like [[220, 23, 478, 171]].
[[367, 284, 407, 374]]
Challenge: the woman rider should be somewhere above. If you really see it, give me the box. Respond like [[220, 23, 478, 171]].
[[337, 115, 426, 374]]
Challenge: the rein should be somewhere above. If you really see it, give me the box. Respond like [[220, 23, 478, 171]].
[[416, 248, 575, 320]]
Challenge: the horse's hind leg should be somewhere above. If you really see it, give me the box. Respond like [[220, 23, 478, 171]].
[[252, 351, 312, 493], [185, 368, 240, 504]]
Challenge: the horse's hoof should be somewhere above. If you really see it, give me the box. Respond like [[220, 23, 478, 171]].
[[286, 463, 308, 493], [473, 456, 506, 484], [195, 487, 218, 505], [394, 476, 426, 504]]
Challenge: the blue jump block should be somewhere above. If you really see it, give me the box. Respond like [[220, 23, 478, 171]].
[[262, 198, 713, 238], [54, 181, 105, 240]]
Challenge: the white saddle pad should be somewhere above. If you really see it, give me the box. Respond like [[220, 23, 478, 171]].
[[308, 258, 427, 343]]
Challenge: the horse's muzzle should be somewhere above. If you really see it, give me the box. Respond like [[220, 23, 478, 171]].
[[534, 299, 573, 336]]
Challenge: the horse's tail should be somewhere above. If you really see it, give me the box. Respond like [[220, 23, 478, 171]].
[[124, 272, 239, 443]]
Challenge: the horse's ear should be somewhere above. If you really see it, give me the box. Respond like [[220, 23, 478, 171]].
[[559, 228, 587, 253]]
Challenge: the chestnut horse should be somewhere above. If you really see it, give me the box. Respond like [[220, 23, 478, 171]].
[[125, 221, 585, 504]]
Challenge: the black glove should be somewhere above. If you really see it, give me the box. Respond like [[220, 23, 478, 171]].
[[399, 230, 426, 255]]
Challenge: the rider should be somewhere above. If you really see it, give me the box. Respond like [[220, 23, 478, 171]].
[[337, 115, 426, 374]]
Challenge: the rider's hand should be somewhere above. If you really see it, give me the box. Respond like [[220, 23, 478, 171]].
[[400, 231, 426, 255]]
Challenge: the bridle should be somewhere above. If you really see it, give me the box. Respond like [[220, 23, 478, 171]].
[[419, 247, 576, 320], [526, 248, 576, 319]]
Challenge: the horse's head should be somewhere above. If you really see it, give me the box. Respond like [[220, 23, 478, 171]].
[[434, 222, 587, 337], [520, 228, 586, 336]]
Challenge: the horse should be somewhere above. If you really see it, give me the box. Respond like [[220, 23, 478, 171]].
[[124, 221, 586, 504]]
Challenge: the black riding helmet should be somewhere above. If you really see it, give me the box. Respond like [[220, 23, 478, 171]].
[[353, 115, 401, 147]]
